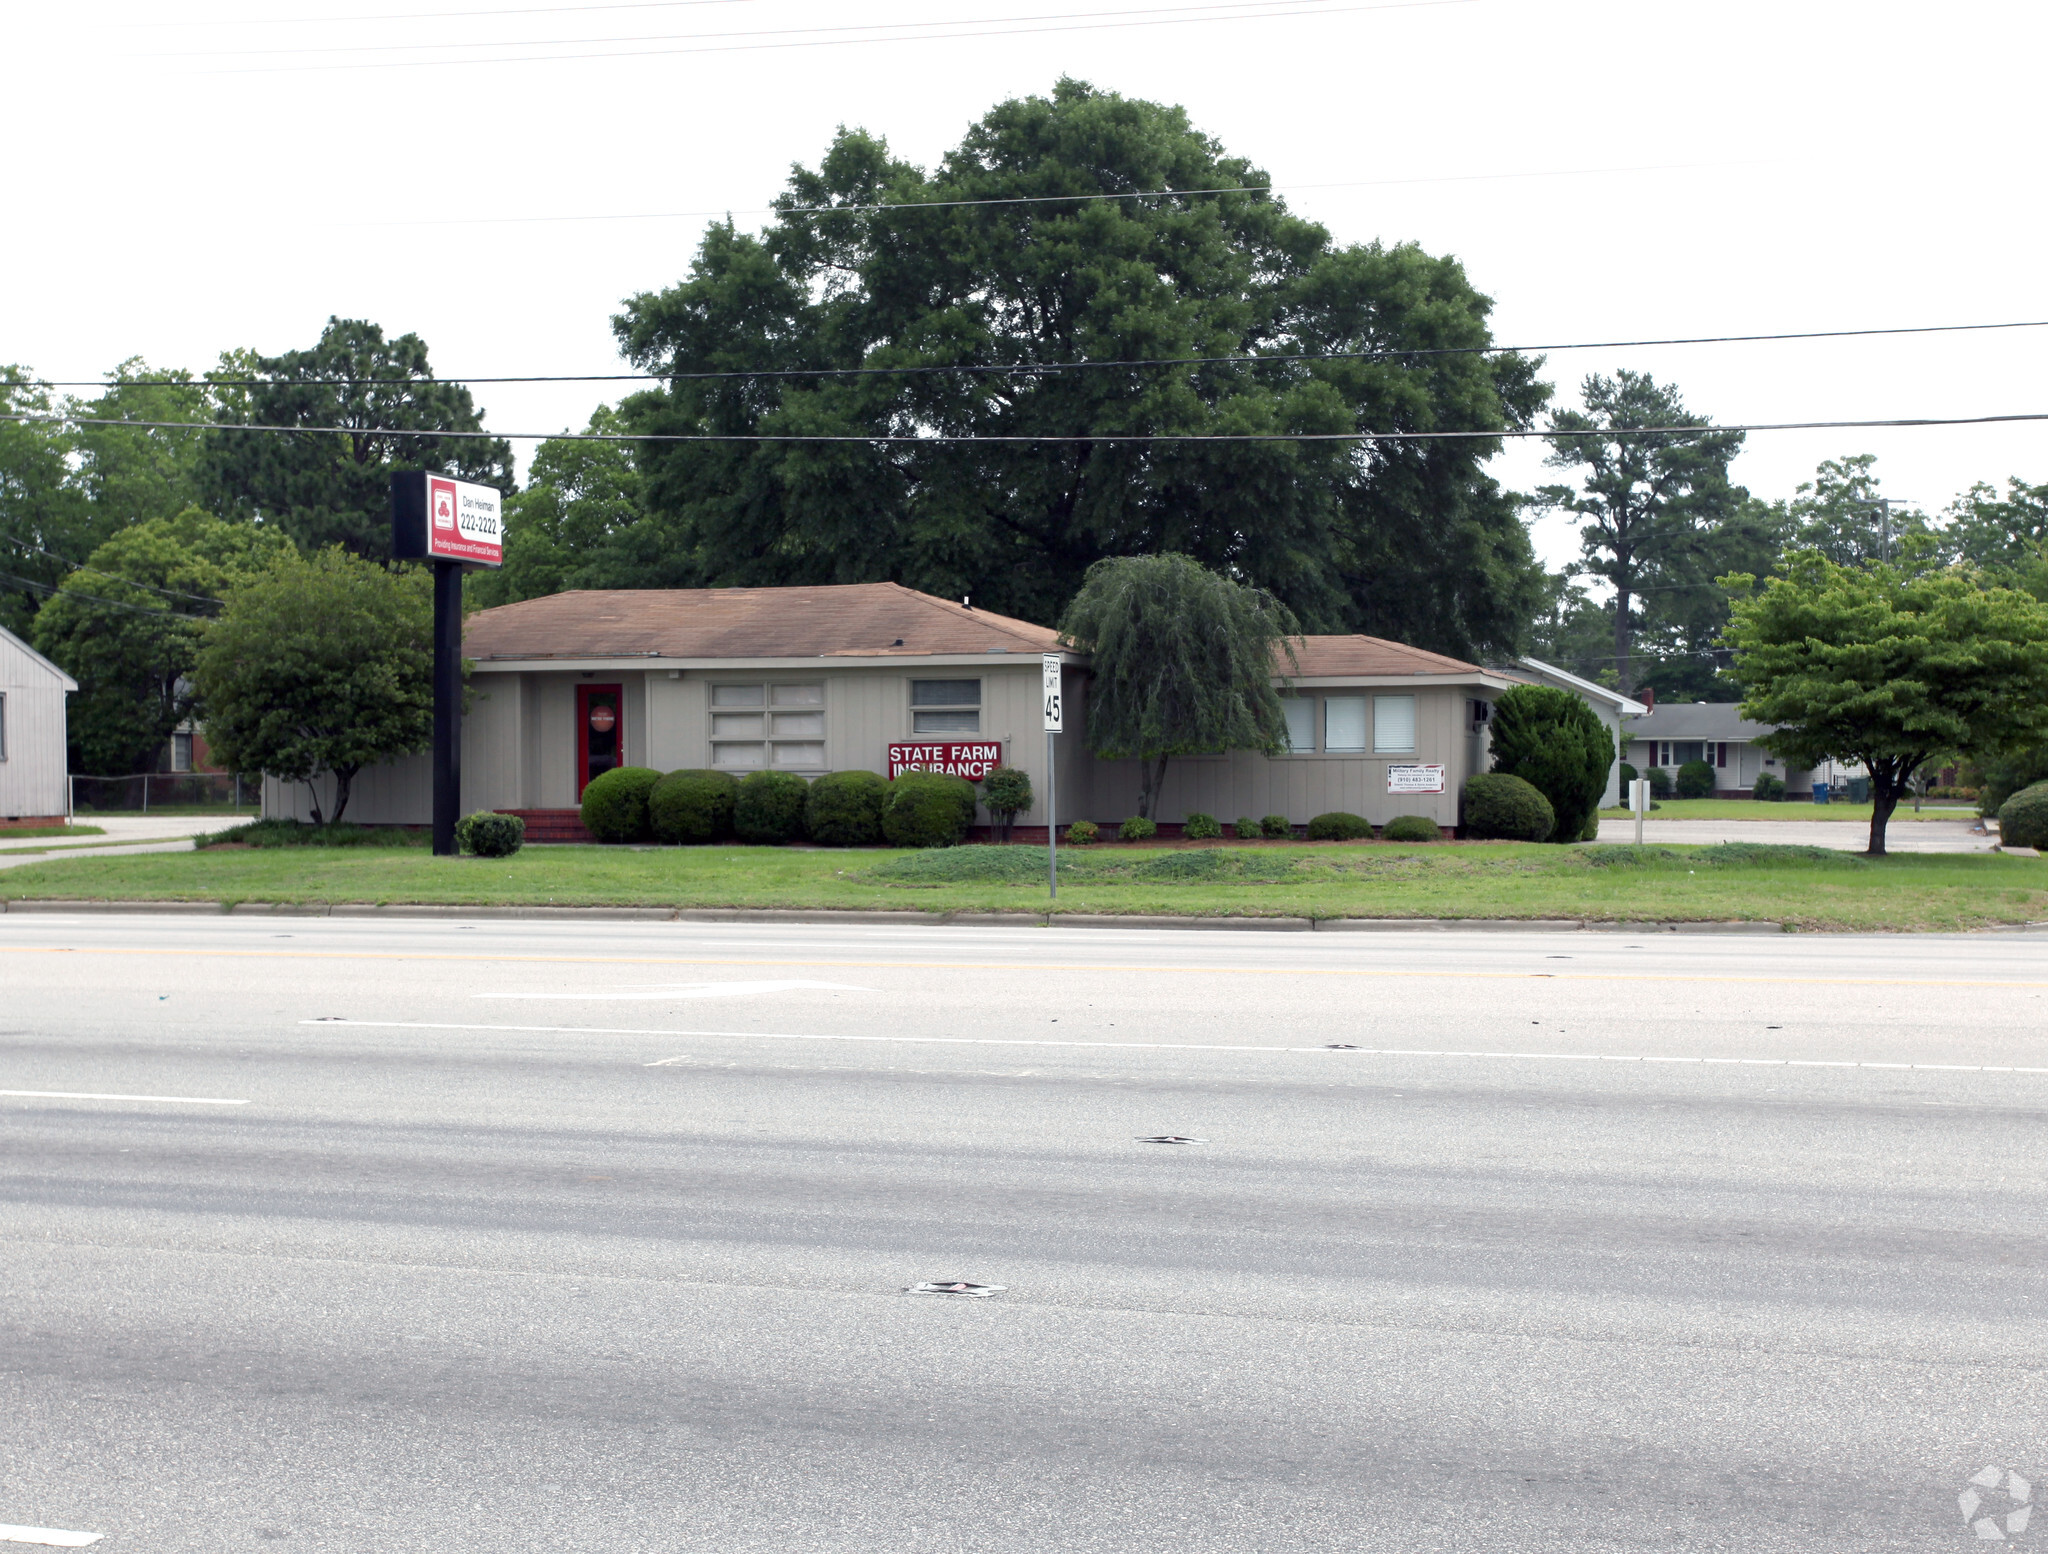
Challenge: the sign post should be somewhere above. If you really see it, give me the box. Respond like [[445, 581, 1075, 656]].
[[392, 472, 504, 857], [1043, 654, 1063, 899], [1630, 777, 1649, 845]]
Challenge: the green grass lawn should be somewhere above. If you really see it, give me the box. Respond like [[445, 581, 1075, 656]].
[[1599, 798, 1980, 823], [0, 824, 106, 842], [2, 838, 2041, 931]]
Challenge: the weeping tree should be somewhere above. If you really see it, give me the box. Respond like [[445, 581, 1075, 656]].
[[1059, 553, 1298, 818]]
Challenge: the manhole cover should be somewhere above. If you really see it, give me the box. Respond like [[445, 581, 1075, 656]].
[[906, 1281, 1005, 1297], [1136, 1136, 1205, 1145]]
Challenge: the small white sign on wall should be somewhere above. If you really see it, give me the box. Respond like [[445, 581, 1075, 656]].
[[1386, 764, 1446, 794]]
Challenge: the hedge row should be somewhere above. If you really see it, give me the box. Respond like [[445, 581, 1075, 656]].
[[577, 765, 986, 848]]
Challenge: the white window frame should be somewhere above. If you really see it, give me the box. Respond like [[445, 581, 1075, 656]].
[[1279, 696, 1315, 753], [1372, 694, 1417, 755], [910, 678, 982, 735], [709, 682, 826, 771]]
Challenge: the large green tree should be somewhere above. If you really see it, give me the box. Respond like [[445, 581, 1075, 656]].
[[0, 369, 95, 636], [1723, 551, 2048, 855], [466, 407, 645, 609], [1775, 454, 1934, 568], [606, 80, 1547, 658], [69, 361, 213, 529], [1058, 552, 1298, 818], [1944, 476, 2048, 574], [197, 319, 513, 559], [1541, 372, 1746, 696], [193, 547, 436, 823], [31, 507, 288, 775]]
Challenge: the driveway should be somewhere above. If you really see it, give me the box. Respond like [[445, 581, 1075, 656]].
[[1596, 816, 1997, 853], [0, 813, 222, 871]]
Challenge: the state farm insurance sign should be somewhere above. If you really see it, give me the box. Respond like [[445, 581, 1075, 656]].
[[888, 741, 1002, 780]]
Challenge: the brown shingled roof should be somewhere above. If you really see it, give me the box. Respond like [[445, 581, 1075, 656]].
[[463, 582, 1064, 661], [1286, 635, 1484, 677]]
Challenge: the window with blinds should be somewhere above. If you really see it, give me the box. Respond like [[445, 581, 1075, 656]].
[[710, 683, 826, 769], [1279, 697, 1315, 753], [1373, 694, 1417, 754], [910, 679, 981, 734]]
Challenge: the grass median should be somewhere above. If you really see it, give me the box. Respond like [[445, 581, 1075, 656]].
[[1, 838, 2042, 931]]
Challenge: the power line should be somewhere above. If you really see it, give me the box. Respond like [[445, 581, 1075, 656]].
[[0, 568, 211, 623], [7, 410, 2048, 445], [140, 0, 755, 26], [23, 316, 2048, 392], [187, 0, 1467, 72], [0, 535, 225, 606]]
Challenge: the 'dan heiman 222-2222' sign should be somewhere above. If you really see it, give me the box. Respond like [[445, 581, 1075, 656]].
[[888, 741, 1003, 780], [391, 472, 504, 568]]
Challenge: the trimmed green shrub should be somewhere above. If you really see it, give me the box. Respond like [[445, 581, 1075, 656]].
[[1677, 759, 1716, 799], [580, 765, 662, 843], [1999, 781, 2048, 850], [1647, 766, 1674, 799], [1381, 814, 1440, 842], [1752, 773, 1787, 802], [454, 811, 524, 857], [1183, 811, 1222, 840], [1619, 761, 1639, 788], [1260, 814, 1291, 838], [649, 768, 737, 844], [1119, 816, 1158, 842], [1306, 811, 1372, 841], [981, 765, 1034, 843], [1065, 820, 1100, 845], [1461, 772, 1555, 842], [1234, 817, 1262, 840], [882, 770, 978, 848], [202, 818, 424, 848], [804, 769, 887, 847], [734, 770, 810, 844], [1486, 684, 1616, 844]]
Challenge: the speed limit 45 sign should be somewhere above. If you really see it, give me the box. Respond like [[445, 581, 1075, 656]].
[[1042, 654, 1063, 732]]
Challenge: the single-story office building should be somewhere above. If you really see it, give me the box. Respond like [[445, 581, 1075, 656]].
[[262, 583, 1547, 837], [0, 623, 77, 825], [1491, 657, 1648, 808]]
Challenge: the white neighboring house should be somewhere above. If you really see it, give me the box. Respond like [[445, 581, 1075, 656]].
[[0, 624, 77, 823], [1490, 657, 1651, 808]]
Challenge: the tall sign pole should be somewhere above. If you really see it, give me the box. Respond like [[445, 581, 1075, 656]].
[[392, 473, 505, 857], [1043, 653, 1063, 899]]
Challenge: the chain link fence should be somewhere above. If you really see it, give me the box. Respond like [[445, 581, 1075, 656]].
[[70, 773, 256, 816]]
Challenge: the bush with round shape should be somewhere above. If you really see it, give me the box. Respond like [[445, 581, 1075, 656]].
[[1065, 820, 1099, 845], [804, 769, 887, 847], [1619, 761, 1639, 788], [1183, 811, 1222, 840], [1676, 759, 1716, 799], [1381, 814, 1440, 843], [882, 771, 978, 848], [981, 765, 1034, 842], [1647, 767, 1674, 799], [1260, 814, 1291, 838], [1234, 816, 1261, 840], [649, 768, 737, 844], [1461, 772, 1555, 842], [1998, 781, 2048, 850], [1306, 811, 1371, 841], [454, 811, 524, 857], [734, 770, 810, 844], [1119, 815, 1157, 842], [580, 765, 662, 843], [1485, 684, 1616, 844], [1752, 773, 1787, 802]]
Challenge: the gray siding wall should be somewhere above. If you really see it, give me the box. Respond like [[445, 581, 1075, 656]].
[[0, 633, 71, 819], [1083, 686, 1474, 828]]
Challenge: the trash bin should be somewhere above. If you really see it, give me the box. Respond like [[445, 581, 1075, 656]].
[[1846, 776, 1871, 804], [1812, 783, 1831, 805]]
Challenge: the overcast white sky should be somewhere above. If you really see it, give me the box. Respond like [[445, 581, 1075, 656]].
[[10, 0, 2044, 571]]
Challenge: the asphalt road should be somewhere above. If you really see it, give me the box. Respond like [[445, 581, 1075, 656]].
[[3, 915, 2044, 1552]]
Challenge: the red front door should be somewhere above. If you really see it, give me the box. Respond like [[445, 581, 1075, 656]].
[[577, 684, 624, 797]]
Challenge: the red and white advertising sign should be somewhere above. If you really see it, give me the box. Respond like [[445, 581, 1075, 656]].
[[888, 741, 1003, 781], [425, 475, 503, 566]]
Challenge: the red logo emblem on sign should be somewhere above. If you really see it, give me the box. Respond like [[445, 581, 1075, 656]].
[[430, 477, 458, 531], [589, 706, 616, 734]]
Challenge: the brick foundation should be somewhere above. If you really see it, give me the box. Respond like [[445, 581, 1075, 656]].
[[0, 816, 69, 829], [503, 808, 596, 844]]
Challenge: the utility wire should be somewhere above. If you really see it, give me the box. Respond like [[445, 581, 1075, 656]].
[[23, 316, 2048, 392], [6, 410, 2048, 445], [0, 534, 226, 606], [0, 568, 211, 623], [140, 0, 755, 25]]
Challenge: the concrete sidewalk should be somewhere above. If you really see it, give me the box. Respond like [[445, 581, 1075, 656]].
[[1596, 817, 1997, 853], [0, 813, 224, 869]]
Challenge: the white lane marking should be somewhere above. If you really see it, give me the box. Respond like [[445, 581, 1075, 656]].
[[474, 979, 873, 1001], [0, 1527, 103, 1548], [0, 1091, 250, 1106], [296, 1021, 2048, 1074]]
